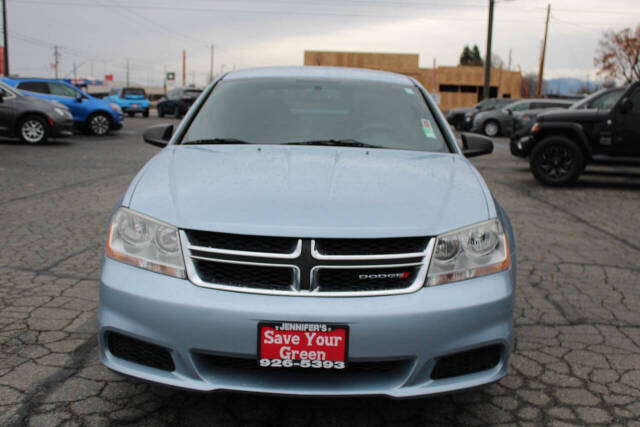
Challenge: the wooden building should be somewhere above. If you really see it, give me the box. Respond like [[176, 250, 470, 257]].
[[304, 51, 523, 111]]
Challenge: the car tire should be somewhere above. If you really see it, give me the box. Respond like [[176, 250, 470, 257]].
[[143, 109, 149, 118], [158, 108, 164, 118], [483, 120, 500, 137], [529, 136, 584, 186], [128, 112, 135, 118], [19, 115, 49, 144], [87, 113, 111, 136]]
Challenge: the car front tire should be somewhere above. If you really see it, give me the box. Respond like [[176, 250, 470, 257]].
[[143, 109, 149, 118], [88, 113, 111, 136], [19, 115, 49, 144], [483, 120, 500, 137], [530, 136, 584, 186]]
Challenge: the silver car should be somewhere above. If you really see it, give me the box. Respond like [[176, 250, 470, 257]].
[[99, 66, 516, 398]]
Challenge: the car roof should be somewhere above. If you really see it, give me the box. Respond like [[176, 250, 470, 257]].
[[2, 77, 71, 84], [224, 66, 414, 86]]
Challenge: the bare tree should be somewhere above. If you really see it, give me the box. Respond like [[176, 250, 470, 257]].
[[594, 25, 640, 84]]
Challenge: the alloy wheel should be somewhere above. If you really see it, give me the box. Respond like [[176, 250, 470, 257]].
[[21, 119, 46, 143], [90, 115, 110, 135], [539, 144, 573, 179], [484, 122, 499, 137]]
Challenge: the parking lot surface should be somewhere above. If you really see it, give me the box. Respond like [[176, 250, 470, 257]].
[[1, 117, 639, 426]]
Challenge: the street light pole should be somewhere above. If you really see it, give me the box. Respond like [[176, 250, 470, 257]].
[[2, 0, 9, 76], [537, 3, 551, 97], [482, 0, 495, 100]]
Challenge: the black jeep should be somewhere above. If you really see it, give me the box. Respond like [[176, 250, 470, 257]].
[[512, 82, 640, 186]]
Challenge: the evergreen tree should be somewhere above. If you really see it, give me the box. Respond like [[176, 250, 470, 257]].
[[460, 45, 484, 66]]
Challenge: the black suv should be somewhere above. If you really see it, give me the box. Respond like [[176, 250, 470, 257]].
[[513, 83, 639, 185], [157, 88, 203, 118]]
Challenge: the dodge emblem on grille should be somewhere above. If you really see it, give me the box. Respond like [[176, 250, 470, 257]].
[[358, 272, 411, 280]]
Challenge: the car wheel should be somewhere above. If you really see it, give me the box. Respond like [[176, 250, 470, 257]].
[[88, 113, 111, 136], [529, 136, 584, 186], [483, 120, 500, 137], [143, 109, 149, 118], [128, 112, 135, 118], [19, 116, 49, 144], [158, 108, 164, 118]]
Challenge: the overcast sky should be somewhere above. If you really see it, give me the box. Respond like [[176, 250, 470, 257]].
[[6, 0, 639, 87]]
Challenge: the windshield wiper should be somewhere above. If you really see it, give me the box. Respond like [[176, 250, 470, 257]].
[[182, 138, 253, 145], [284, 139, 385, 149]]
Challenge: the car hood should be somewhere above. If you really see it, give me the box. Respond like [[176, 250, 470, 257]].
[[127, 145, 491, 238], [448, 107, 475, 116], [538, 108, 608, 122]]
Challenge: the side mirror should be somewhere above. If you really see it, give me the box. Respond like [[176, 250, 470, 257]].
[[143, 124, 173, 148], [460, 133, 494, 158], [505, 108, 512, 116], [75, 93, 83, 102], [619, 97, 632, 114]]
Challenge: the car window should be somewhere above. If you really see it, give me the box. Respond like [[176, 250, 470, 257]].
[[477, 99, 496, 110], [122, 88, 146, 96], [17, 81, 50, 94], [184, 89, 203, 97], [591, 90, 625, 109], [0, 86, 13, 97], [183, 78, 449, 153], [510, 102, 531, 112], [48, 83, 80, 98], [630, 88, 640, 113]]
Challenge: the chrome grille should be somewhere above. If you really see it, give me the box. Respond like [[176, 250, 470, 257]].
[[181, 231, 434, 297]]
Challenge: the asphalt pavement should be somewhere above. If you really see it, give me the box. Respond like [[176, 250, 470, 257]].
[[1, 116, 639, 426]]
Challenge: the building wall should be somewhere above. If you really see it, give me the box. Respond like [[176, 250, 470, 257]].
[[303, 51, 522, 111]]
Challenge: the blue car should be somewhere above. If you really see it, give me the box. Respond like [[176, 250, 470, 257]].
[[99, 66, 515, 397], [1, 77, 123, 135], [105, 87, 150, 117]]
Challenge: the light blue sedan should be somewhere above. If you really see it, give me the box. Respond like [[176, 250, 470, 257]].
[[99, 66, 515, 397]]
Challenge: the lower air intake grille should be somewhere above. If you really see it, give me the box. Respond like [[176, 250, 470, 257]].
[[193, 259, 294, 290], [107, 332, 175, 372], [431, 344, 502, 380]]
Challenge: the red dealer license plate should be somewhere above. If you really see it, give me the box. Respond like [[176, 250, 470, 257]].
[[258, 322, 348, 369]]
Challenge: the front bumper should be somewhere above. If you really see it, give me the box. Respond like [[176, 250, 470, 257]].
[[122, 105, 149, 113], [99, 258, 515, 398], [51, 116, 74, 137], [510, 136, 533, 158]]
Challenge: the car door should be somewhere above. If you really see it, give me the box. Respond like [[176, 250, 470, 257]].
[[0, 85, 15, 135], [47, 82, 84, 120], [610, 83, 640, 156]]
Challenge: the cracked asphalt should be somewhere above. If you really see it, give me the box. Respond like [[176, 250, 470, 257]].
[[1, 116, 639, 426]]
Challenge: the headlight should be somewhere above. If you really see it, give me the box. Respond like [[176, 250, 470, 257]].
[[109, 103, 122, 113], [427, 219, 510, 286], [531, 122, 540, 133], [54, 107, 67, 117], [106, 208, 185, 278]]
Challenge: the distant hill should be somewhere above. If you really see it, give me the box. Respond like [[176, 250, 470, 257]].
[[543, 78, 601, 95]]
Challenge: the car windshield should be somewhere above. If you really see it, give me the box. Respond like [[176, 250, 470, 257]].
[[182, 78, 449, 152], [569, 88, 623, 109], [122, 88, 146, 96]]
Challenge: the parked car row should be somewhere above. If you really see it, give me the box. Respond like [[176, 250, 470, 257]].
[[509, 83, 638, 186], [1, 77, 124, 136]]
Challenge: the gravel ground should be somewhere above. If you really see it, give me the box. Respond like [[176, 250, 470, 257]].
[[1, 116, 639, 426]]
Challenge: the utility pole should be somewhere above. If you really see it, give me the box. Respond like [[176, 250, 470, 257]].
[[536, 2, 551, 97], [482, 0, 495, 100], [507, 48, 512, 71], [2, 0, 9, 75], [73, 62, 77, 81], [126, 57, 130, 86], [182, 49, 186, 86], [209, 44, 214, 83], [53, 46, 60, 79]]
